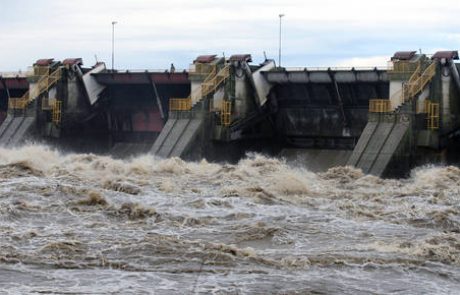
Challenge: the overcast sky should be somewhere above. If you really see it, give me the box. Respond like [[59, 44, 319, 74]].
[[1, 0, 459, 71]]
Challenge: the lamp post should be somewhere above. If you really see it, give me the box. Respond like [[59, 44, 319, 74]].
[[278, 14, 285, 68], [111, 21, 117, 71]]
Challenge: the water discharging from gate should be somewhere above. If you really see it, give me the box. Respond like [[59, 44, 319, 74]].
[[0, 145, 459, 294]]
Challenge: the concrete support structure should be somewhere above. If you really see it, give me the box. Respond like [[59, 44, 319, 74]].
[[0, 50, 459, 176]]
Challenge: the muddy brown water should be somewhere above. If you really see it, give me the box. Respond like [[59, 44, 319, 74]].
[[0, 145, 459, 294]]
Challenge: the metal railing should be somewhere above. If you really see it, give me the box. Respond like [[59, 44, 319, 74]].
[[169, 98, 192, 111], [34, 66, 50, 77], [369, 99, 392, 113], [389, 61, 420, 74], [283, 66, 388, 72], [52, 100, 62, 124], [383, 61, 437, 109], [221, 100, 232, 126], [9, 67, 62, 110], [402, 63, 422, 102], [191, 63, 216, 75], [405, 62, 437, 100], [171, 64, 231, 111], [9, 97, 29, 109], [190, 66, 218, 101], [114, 68, 187, 73], [406, 63, 422, 85], [0, 71, 30, 78], [425, 100, 439, 130], [201, 65, 231, 97], [32, 68, 61, 98]]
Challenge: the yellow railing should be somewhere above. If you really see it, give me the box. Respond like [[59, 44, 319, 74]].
[[404, 62, 437, 102], [373, 61, 438, 120], [402, 63, 421, 101], [34, 65, 51, 76], [369, 99, 392, 113], [52, 100, 62, 124], [9, 97, 29, 109], [201, 65, 231, 97], [423, 100, 430, 113], [389, 61, 420, 74], [9, 67, 62, 110], [169, 98, 192, 111], [30, 67, 62, 101], [425, 100, 439, 130], [188, 66, 218, 101], [221, 100, 232, 126], [172, 63, 231, 111], [193, 63, 217, 75], [406, 63, 422, 85]]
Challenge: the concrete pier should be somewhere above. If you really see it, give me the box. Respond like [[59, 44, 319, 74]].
[[0, 50, 459, 177]]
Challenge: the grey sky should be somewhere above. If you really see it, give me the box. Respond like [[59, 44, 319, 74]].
[[1, 0, 459, 71]]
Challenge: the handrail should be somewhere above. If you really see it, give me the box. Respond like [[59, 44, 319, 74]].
[[8, 96, 29, 109], [0, 71, 31, 78], [52, 100, 62, 124], [407, 62, 422, 85], [283, 66, 388, 72], [8, 67, 62, 110], [405, 62, 437, 101], [173, 64, 231, 110], [187, 65, 218, 101], [110, 69, 188, 73], [169, 98, 192, 111], [389, 61, 420, 74], [385, 62, 431, 107], [201, 64, 231, 97], [425, 100, 439, 130], [221, 100, 232, 126], [403, 64, 421, 102], [369, 99, 391, 113]]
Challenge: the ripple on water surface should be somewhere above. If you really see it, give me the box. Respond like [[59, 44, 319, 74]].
[[0, 145, 459, 294]]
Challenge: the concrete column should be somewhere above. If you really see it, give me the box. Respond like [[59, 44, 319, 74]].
[[441, 66, 451, 128], [389, 81, 403, 110]]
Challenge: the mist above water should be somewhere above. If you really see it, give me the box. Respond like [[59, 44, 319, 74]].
[[0, 145, 459, 294]]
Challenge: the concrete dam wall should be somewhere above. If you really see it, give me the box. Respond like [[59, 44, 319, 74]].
[[1, 50, 460, 177]]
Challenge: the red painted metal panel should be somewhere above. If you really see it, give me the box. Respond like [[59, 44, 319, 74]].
[[0, 77, 29, 90], [194, 55, 217, 63], [391, 51, 416, 61], [229, 54, 252, 62], [63, 58, 83, 65], [432, 51, 459, 60], [131, 109, 164, 132], [34, 58, 54, 66]]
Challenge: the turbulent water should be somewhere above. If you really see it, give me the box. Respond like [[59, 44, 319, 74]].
[[0, 146, 459, 294]]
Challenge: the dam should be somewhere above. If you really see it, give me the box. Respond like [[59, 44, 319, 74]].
[[1, 50, 459, 177], [1, 52, 460, 294]]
